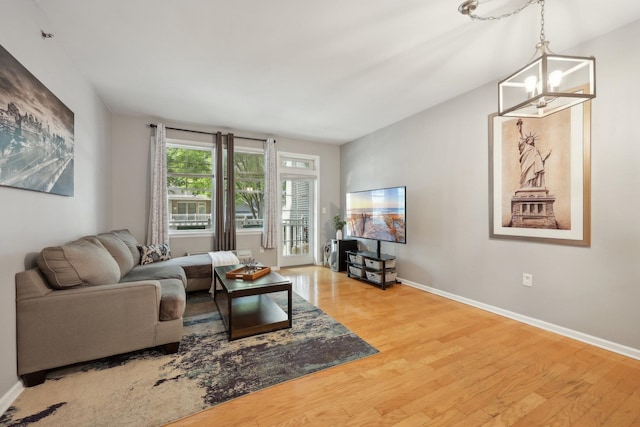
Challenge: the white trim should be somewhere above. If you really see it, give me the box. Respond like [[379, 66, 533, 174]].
[[236, 229, 263, 236], [235, 145, 264, 155], [399, 277, 640, 361], [169, 231, 213, 238], [166, 138, 262, 151], [1, 381, 23, 416], [166, 138, 212, 149]]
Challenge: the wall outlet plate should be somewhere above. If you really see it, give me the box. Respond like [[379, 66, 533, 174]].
[[522, 273, 533, 287]]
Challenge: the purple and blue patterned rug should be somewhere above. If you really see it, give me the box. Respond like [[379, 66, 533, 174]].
[[1, 291, 378, 427]]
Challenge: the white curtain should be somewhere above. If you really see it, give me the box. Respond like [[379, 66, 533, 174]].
[[147, 123, 168, 244], [262, 138, 277, 249]]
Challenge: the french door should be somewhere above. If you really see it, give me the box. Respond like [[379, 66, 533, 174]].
[[280, 177, 315, 266], [278, 153, 319, 267]]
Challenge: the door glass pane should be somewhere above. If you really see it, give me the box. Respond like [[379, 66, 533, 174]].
[[281, 179, 311, 256], [281, 156, 314, 170]]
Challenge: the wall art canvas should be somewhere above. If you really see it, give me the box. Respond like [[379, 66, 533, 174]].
[[489, 101, 591, 246], [0, 44, 74, 196]]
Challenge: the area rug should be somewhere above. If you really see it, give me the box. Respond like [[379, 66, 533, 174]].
[[1, 291, 378, 427]]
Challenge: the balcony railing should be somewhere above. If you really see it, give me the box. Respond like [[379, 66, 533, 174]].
[[169, 214, 265, 230], [282, 217, 309, 256], [169, 214, 211, 230], [237, 216, 263, 229]]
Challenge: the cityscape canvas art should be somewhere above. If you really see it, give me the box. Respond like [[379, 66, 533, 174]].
[[0, 44, 74, 196]]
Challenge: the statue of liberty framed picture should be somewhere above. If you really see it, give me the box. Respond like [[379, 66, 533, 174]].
[[488, 100, 591, 246]]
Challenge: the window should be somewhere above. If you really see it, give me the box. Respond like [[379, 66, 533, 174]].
[[166, 140, 265, 233], [167, 143, 213, 231], [233, 149, 265, 230]]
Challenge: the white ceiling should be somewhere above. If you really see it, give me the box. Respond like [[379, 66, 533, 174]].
[[32, 0, 640, 144]]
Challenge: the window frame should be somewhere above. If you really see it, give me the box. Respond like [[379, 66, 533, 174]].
[[166, 138, 215, 236], [166, 138, 265, 237]]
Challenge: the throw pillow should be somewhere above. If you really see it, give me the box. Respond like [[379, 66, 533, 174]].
[[138, 244, 172, 265]]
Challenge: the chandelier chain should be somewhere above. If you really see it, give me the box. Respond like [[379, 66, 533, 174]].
[[539, 0, 546, 43], [466, 0, 540, 22]]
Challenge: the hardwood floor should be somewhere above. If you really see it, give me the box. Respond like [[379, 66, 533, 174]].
[[167, 266, 640, 426]]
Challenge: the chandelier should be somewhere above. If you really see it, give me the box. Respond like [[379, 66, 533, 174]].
[[459, 0, 596, 118]]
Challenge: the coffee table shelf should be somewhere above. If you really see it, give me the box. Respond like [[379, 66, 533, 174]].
[[217, 294, 290, 340], [213, 265, 292, 341]]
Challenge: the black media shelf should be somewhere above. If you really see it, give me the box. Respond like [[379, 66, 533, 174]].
[[345, 250, 397, 290]]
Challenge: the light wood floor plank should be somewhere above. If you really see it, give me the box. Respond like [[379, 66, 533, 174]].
[[601, 386, 640, 426], [166, 266, 640, 426], [481, 392, 547, 426]]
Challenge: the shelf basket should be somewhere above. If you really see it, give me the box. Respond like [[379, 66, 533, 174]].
[[348, 265, 365, 278], [364, 258, 396, 270], [365, 270, 397, 284], [349, 254, 363, 265]]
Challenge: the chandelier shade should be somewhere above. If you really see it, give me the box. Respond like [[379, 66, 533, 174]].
[[498, 49, 596, 117], [460, 0, 596, 118]]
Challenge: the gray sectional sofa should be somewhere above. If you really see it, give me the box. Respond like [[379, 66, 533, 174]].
[[15, 229, 224, 387]]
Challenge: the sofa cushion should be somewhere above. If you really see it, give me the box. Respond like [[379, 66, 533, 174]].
[[96, 232, 134, 278], [37, 237, 121, 289], [159, 279, 186, 321], [138, 244, 171, 265], [121, 263, 187, 287], [111, 229, 141, 266], [161, 253, 217, 279]]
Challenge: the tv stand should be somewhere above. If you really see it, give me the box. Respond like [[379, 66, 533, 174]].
[[345, 250, 397, 290]]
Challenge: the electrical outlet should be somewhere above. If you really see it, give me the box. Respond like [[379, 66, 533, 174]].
[[522, 273, 533, 287]]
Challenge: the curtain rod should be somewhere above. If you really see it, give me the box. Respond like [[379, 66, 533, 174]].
[[148, 124, 274, 143]]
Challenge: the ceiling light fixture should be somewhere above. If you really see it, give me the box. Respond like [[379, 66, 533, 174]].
[[459, 0, 596, 117]]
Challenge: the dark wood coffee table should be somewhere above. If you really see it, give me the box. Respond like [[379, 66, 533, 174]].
[[213, 265, 292, 340]]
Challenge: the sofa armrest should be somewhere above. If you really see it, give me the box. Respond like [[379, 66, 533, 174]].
[[17, 280, 163, 375]]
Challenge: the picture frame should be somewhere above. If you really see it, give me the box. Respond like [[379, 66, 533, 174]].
[[488, 101, 591, 246], [0, 44, 74, 196]]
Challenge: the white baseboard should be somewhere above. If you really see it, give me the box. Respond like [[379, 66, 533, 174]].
[[399, 277, 640, 361], [1, 380, 23, 417]]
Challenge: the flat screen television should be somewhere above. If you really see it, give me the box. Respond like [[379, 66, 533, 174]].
[[345, 186, 406, 251]]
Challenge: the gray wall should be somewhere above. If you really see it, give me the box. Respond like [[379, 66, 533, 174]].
[[341, 20, 640, 351], [0, 1, 112, 403], [111, 114, 341, 266]]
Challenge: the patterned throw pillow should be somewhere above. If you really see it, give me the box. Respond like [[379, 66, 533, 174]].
[[137, 244, 172, 265]]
